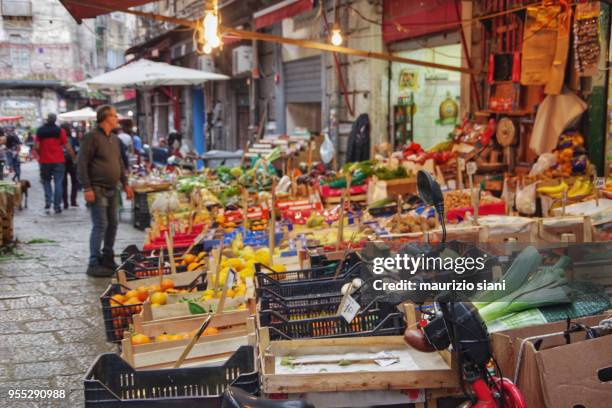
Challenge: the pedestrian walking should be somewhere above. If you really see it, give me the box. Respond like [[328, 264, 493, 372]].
[[5, 127, 22, 181], [77, 105, 133, 277], [35, 113, 76, 214], [60, 123, 79, 208], [25, 130, 34, 161], [0, 128, 6, 180]]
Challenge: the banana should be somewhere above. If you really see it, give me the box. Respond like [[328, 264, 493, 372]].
[[573, 181, 593, 197], [567, 179, 583, 198], [537, 181, 569, 196]]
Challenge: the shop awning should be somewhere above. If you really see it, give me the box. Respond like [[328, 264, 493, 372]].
[[59, 0, 158, 23], [0, 115, 23, 123], [383, 0, 460, 43], [254, 0, 313, 30]]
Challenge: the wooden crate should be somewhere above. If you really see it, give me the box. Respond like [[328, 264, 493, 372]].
[[258, 329, 458, 394], [538, 216, 592, 243], [1, 214, 13, 245], [367, 177, 417, 205], [115, 269, 207, 289], [121, 314, 254, 369]]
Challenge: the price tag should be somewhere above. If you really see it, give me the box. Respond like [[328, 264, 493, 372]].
[[466, 161, 478, 175], [339, 294, 360, 323], [226, 268, 236, 288], [458, 157, 466, 171], [595, 177, 605, 189]]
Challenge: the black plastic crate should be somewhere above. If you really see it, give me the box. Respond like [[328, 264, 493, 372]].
[[255, 261, 365, 299], [263, 300, 405, 340], [84, 346, 258, 408], [120, 244, 207, 264], [100, 274, 207, 344], [258, 285, 364, 313]]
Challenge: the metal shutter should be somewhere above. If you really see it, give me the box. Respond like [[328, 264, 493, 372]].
[[284, 56, 321, 103]]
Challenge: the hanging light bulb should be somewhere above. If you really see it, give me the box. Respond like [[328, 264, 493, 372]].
[[203, 42, 213, 54], [210, 35, 221, 48], [330, 24, 343, 46]]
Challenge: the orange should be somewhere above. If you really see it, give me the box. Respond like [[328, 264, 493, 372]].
[[203, 327, 219, 336], [183, 254, 196, 265], [187, 262, 201, 272], [125, 289, 139, 299], [124, 297, 141, 306], [150, 292, 167, 305], [131, 333, 151, 345], [110, 294, 125, 306], [136, 287, 149, 302], [155, 333, 171, 342], [160, 278, 175, 292], [168, 334, 184, 342]]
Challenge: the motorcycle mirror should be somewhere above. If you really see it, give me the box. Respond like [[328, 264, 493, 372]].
[[417, 170, 446, 243], [417, 170, 443, 208]]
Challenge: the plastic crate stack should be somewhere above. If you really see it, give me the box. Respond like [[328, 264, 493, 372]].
[[255, 254, 406, 340], [84, 346, 258, 407], [132, 191, 151, 231]]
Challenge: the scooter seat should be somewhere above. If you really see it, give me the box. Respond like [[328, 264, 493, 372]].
[[222, 387, 315, 408]]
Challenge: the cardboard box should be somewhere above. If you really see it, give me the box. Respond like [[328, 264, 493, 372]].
[[491, 314, 612, 408]]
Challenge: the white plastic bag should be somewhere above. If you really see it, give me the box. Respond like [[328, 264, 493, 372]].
[[320, 134, 335, 164], [275, 175, 292, 194], [515, 182, 537, 215], [529, 153, 557, 176]]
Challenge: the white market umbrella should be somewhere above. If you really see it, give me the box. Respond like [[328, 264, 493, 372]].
[[84, 59, 229, 89], [58, 107, 97, 122], [58, 106, 127, 122]]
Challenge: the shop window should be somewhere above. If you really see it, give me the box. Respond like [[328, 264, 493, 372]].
[[9, 33, 29, 68], [390, 43, 461, 150]]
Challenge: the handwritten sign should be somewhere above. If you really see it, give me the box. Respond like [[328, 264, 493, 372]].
[[339, 294, 360, 323], [466, 161, 478, 175]]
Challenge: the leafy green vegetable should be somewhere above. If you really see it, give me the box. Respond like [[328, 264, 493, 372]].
[[474, 246, 542, 304], [188, 302, 206, 315]]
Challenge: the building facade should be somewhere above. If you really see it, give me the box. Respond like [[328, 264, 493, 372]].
[[0, 0, 136, 127]]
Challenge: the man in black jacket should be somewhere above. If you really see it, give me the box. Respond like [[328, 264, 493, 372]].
[[77, 105, 133, 277]]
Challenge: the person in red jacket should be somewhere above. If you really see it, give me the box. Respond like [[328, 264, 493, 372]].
[[35, 113, 76, 214]]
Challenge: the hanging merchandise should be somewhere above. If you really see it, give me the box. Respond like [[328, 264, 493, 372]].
[[320, 133, 335, 164], [545, 1, 571, 95], [520, 5, 560, 85], [438, 92, 459, 125], [574, 2, 601, 77], [516, 181, 537, 215], [530, 88, 587, 155]]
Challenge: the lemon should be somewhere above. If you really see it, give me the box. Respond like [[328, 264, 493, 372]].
[[227, 258, 244, 271], [271, 264, 287, 273], [240, 267, 255, 279], [254, 248, 271, 266]]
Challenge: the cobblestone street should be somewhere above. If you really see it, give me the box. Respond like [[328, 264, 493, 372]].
[[0, 161, 144, 407]]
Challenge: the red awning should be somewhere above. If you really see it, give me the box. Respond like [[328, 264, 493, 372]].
[[383, 0, 460, 43], [0, 116, 24, 123], [60, 0, 158, 23], [254, 0, 313, 30]]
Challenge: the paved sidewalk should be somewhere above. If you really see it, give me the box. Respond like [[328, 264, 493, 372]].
[[0, 161, 144, 407]]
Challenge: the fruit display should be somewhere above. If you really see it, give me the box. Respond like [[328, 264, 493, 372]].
[[387, 213, 437, 234], [443, 190, 503, 210], [130, 326, 221, 345], [103, 277, 201, 342], [537, 178, 593, 199]]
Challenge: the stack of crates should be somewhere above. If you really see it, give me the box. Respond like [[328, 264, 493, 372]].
[[132, 191, 151, 230]]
